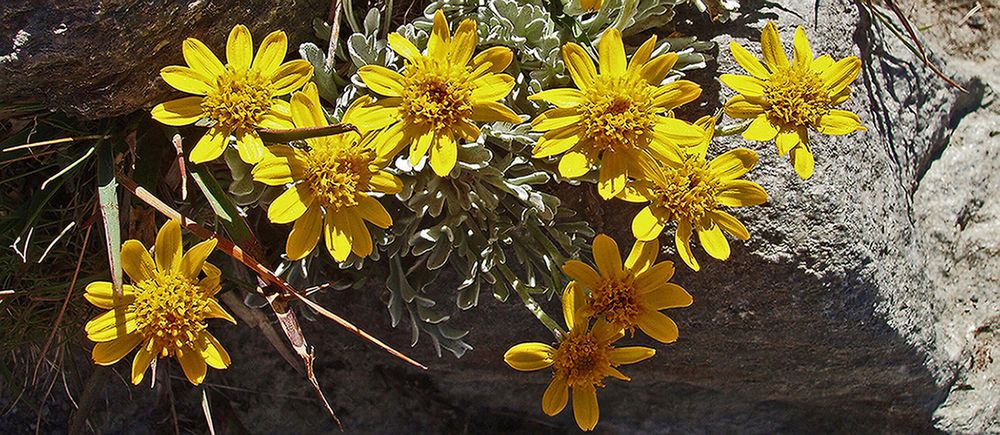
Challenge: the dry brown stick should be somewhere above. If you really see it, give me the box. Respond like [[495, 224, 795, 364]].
[[218, 290, 303, 374], [2, 134, 111, 152], [326, 0, 344, 73], [116, 174, 427, 370]]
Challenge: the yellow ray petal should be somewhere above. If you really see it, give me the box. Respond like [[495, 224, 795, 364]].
[[710, 210, 751, 240], [177, 345, 208, 385], [724, 95, 765, 119], [708, 148, 758, 180], [627, 35, 657, 73], [470, 101, 521, 124], [791, 144, 815, 180], [291, 84, 328, 128], [633, 261, 675, 292], [252, 30, 288, 77], [608, 346, 656, 365], [776, 128, 804, 155], [355, 195, 393, 228], [632, 205, 666, 242], [428, 10, 451, 62], [342, 95, 402, 132], [792, 26, 813, 68], [571, 384, 600, 431], [640, 283, 692, 310], [562, 43, 597, 90], [729, 41, 769, 79], [368, 171, 403, 195], [720, 74, 765, 97], [151, 96, 204, 127], [189, 127, 230, 164], [388, 33, 422, 62], [226, 24, 253, 71], [160, 66, 214, 95], [558, 149, 594, 178], [251, 146, 307, 185], [562, 281, 588, 330], [182, 37, 225, 77], [86, 309, 137, 342], [471, 73, 515, 101], [270, 60, 314, 95], [201, 332, 232, 369], [359, 65, 405, 97], [205, 298, 237, 324], [742, 115, 779, 142], [346, 211, 373, 258], [85, 282, 135, 309], [636, 309, 680, 343], [598, 28, 626, 77], [286, 204, 323, 260], [503, 342, 555, 371], [409, 128, 434, 166], [155, 220, 183, 273], [267, 183, 314, 224], [471, 46, 514, 76], [820, 56, 861, 97], [429, 131, 458, 177], [542, 376, 569, 416], [592, 234, 622, 278], [131, 346, 155, 384], [651, 80, 702, 110], [235, 128, 265, 164], [180, 238, 217, 280], [92, 333, 142, 365], [760, 21, 789, 71], [639, 52, 679, 85], [818, 109, 865, 135], [449, 19, 478, 65], [528, 88, 586, 107], [624, 238, 658, 273], [562, 260, 600, 289], [717, 180, 769, 207], [675, 219, 699, 271], [324, 212, 352, 262], [697, 224, 730, 260], [121, 240, 156, 282], [533, 126, 582, 158], [597, 152, 627, 199]]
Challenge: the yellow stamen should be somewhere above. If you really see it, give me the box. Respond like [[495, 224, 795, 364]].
[[552, 329, 615, 388], [763, 66, 831, 127], [653, 156, 721, 223], [590, 277, 641, 329], [399, 61, 474, 130], [131, 271, 212, 357], [578, 75, 657, 152], [303, 142, 376, 211], [200, 66, 274, 131]]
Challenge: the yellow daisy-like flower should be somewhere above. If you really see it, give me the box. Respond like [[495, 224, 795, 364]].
[[620, 121, 768, 271], [252, 83, 403, 262], [530, 29, 705, 199], [721, 22, 864, 180], [562, 234, 692, 343], [342, 10, 522, 177], [152, 24, 314, 164], [504, 283, 655, 431], [84, 220, 235, 385]]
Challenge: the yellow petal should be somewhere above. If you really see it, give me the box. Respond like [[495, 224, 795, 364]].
[[160, 66, 213, 95], [503, 342, 555, 371], [226, 24, 253, 71], [724, 95, 765, 119], [342, 95, 402, 131], [131, 346, 155, 384], [201, 332, 232, 369], [368, 171, 403, 194], [324, 212, 352, 262], [562, 281, 588, 330], [449, 19, 477, 65], [84, 282, 135, 309], [346, 211, 373, 258], [638, 52, 679, 85], [592, 234, 622, 278], [409, 129, 434, 166], [252, 30, 288, 77], [598, 28, 626, 77], [641, 283, 692, 310], [624, 238, 658, 273], [818, 109, 864, 135], [791, 145, 815, 180], [235, 129, 265, 164], [793, 26, 813, 68], [270, 59, 314, 95], [251, 146, 307, 185], [632, 205, 666, 242], [729, 41, 769, 79], [355, 195, 392, 228], [811, 54, 835, 73], [562, 43, 597, 89], [428, 10, 451, 62], [429, 131, 458, 177], [608, 346, 656, 365], [470, 47, 513, 79], [179, 238, 217, 280], [651, 80, 702, 110], [182, 37, 225, 77], [742, 115, 779, 142], [268, 183, 314, 224], [628, 35, 657, 73], [562, 260, 600, 289], [92, 333, 142, 365], [286, 204, 323, 260], [776, 128, 804, 155], [542, 377, 569, 416], [710, 210, 750, 240], [358, 65, 405, 97], [205, 298, 236, 324], [177, 345, 208, 385], [155, 220, 183, 273], [698, 224, 730, 260], [470, 101, 521, 124], [471, 73, 515, 101], [388, 33, 422, 62], [572, 384, 600, 431], [653, 117, 704, 147], [528, 88, 586, 107], [533, 126, 582, 158], [636, 310, 680, 343], [720, 74, 765, 97], [151, 96, 204, 127], [121, 240, 155, 282], [676, 219, 699, 271], [708, 148, 758, 180], [760, 21, 789, 71], [717, 180, 768, 207], [820, 56, 861, 96], [86, 309, 137, 342], [558, 149, 594, 178], [633, 261, 675, 292], [189, 127, 230, 163], [596, 152, 627, 199]]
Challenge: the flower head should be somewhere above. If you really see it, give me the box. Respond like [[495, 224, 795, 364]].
[[580, 0, 603, 11], [342, 10, 521, 177], [530, 29, 705, 199], [152, 25, 314, 164], [252, 83, 402, 262], [721, 22, 864, 179], [504, 284, 655, 431], [621, 121, 768, 271], [84, 220, 235, 385], [562, 234, 692, 342]]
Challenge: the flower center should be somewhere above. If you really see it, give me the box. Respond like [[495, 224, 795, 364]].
[[201, 65, 274, 131], [552, 329, 615, 388], [303, 141, 376, 212], [578, 75, 657, 152], [131, 271, 212, 357], [399, 60, 474, 130], [763, 66, 831, 127], [653, 156, 721, 224], [590, 277, 640, 329]]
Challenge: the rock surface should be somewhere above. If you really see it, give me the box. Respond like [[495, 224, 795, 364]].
[[0, 0, 328, 120]]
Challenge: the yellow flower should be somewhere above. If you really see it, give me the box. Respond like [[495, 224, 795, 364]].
[[84, 220, 235, 385], [342, 10, 521, 177], [721, 22, 864, 180], [504, 283, 655, 431], [580, 0, 603, 11], [620, 121, 768, 271], [562, 234, 692, 342], [530, 29, 705, 199], [152, 25, 314, 164], [252, 83, 402, 262]]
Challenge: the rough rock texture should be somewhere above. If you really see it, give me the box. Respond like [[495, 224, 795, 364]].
[[0, 0, 327, 120]]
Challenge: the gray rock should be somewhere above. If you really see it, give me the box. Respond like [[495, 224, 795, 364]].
[[0, 0, 327, 120]]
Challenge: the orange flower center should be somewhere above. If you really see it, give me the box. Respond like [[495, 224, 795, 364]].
[[590, 277, 640, 329], [303, 141, 376, 212], [399, 61, 474, 130], [201, 66, 274, 131], [763, 66, 831, 127], [652, 155, 721, 224], [578, 75, 657, 152], [131, 271, 212, 357], [552, 328, 615, 388]]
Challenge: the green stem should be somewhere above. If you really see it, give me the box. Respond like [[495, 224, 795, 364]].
[[499, 265, 566, 339], [613, 0, 638, 31]]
